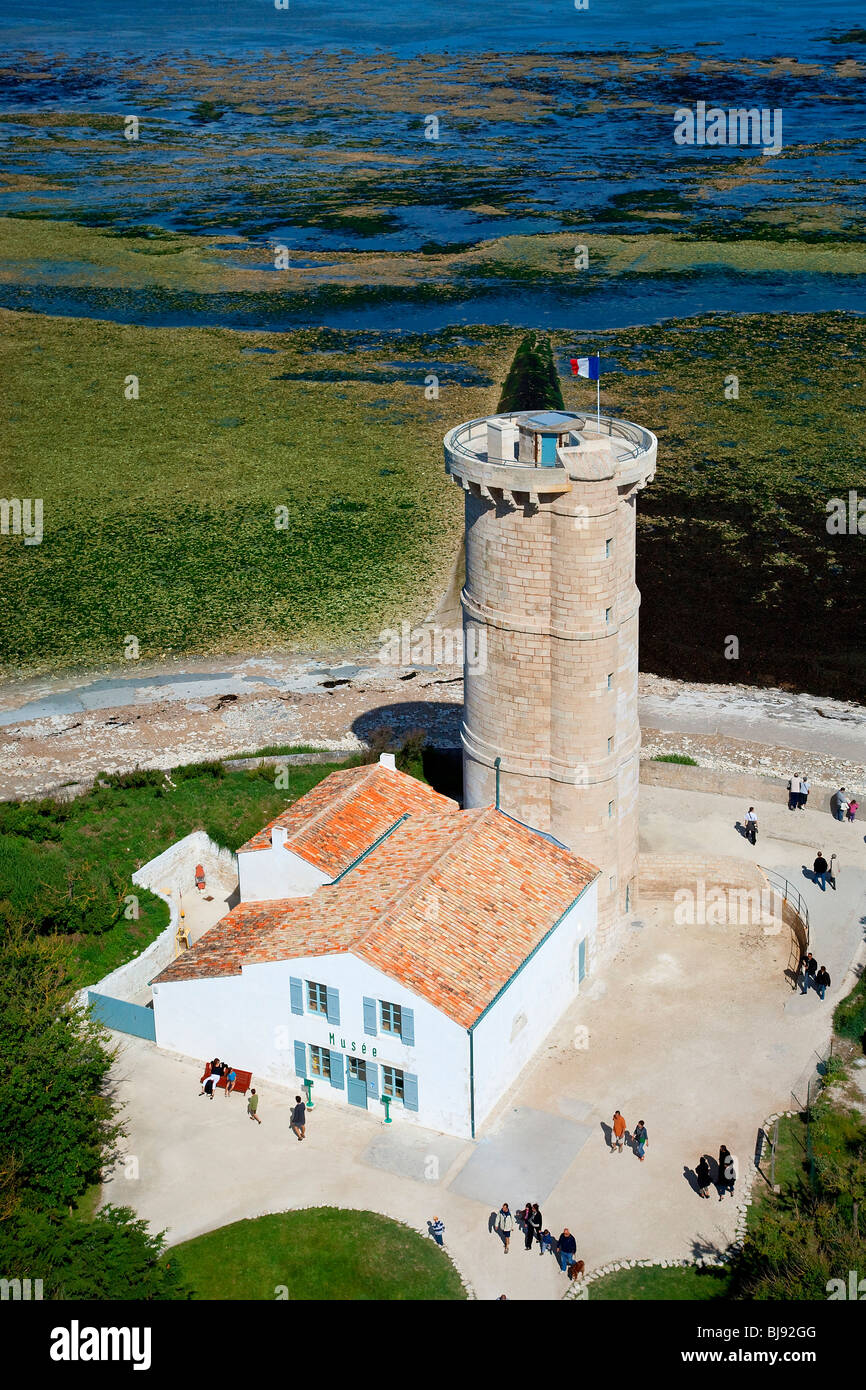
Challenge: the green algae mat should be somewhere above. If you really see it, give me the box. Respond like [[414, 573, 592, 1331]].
[[2, 307, 864, 699]]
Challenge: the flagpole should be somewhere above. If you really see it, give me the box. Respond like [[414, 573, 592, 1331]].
[[596, 348, 600, 432]]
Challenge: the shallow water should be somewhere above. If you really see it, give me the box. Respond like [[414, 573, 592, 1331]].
[[0, 269, 861, 334]]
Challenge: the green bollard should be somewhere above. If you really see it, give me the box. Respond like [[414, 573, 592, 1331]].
[[381, 1094, 392, 1124], [304, 1078, 314, 1109]]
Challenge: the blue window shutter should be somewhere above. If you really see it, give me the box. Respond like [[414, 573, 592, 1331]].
[[366, 1061, 378, 1098], [403, 1072, 419, 1111], [290, 977, 304, 1016], [326, 986, 340, 1026], [330, 1051, 344, 1090], [400, 1007, 415, 1047], [293, 1040, 307, 1077], [363, 996, 378, 1036]]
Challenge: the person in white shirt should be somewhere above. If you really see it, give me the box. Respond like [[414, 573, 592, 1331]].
[[787, 775, 800, 811], [745, 807, 758, 845]]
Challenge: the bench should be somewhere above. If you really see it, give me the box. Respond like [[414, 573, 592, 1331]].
[[201, 1064, 252, 1096]]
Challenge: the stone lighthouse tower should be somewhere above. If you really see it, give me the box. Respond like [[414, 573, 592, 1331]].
[[443, 408, 657, 961]]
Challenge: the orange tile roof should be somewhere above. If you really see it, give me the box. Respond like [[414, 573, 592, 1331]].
[[155, 806, 599, 1029], [237, 762, 458, 876]]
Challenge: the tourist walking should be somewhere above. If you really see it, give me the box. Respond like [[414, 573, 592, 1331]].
[[799, 777, 810, 810], [847, 798, 859, 823], [831, 787, 848, 822], [787, 774, 800, 811], [611, 1109, 627, 1153], [633, 1120, 648, 1161], [430, 1216, 445, 1246], [290, 1094, 306, 1141], [247, 1088, 261, 1123], [557, 1228, 577, 1273], [813, 852, 828, 891], [800, 952, 817, 995], [497, 1203, 514, 1253], [745, 807, 758, 845], [816, 965, 831, 1001], [527, 1203, 543, 1251], [829, 853, 840, 891], [518, 1201, 532, 1238], [696, 1155, 712, 1199], [717, 1144, 736, 1199]]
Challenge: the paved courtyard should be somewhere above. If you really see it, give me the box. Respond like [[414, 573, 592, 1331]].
[[101, 782, 866, 1300]]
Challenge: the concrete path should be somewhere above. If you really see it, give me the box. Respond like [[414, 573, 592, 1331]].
[[100, 781, 866, 1301]]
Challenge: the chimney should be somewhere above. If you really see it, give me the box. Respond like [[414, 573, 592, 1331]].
[[272, 824, 287, 848], [379, 753, 397, 771]]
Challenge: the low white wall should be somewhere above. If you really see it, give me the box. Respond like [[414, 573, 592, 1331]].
[[79, 831, 236, 1008], [134, 829, 236, 895]]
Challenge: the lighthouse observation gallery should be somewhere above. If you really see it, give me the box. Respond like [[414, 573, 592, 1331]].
[[444, 408, 657, 960]]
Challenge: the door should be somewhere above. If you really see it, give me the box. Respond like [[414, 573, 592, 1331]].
[[347, 1057, 368, 1109]]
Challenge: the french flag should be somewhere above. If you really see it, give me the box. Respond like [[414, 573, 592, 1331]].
[[570, 355, 600, 380]]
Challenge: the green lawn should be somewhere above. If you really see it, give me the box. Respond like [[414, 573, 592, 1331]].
[[588, 1263, 732, 1301], [0, 755, 358, 988], [167, 1208, 467, 1301]]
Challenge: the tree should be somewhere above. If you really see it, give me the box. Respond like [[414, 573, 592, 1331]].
[[0, 1204, 192, 1300], [0, 931, 121, 1208], [497, 332, 564, 414]]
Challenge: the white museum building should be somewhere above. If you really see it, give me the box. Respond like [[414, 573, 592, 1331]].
[[152, 757, 599, 1139]]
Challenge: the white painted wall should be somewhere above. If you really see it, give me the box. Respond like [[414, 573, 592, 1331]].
[[153, 951, 472, 1138], [471, 880, 597, 1129], [237, 842, 329, 902], [133, 829, 236, 895], [75, 829, 234, 1008]]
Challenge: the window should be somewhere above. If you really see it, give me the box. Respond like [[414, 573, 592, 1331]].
[[608, 800, 615, 818], [307, 981, 328, 1014], [382, 1064, 405, 1101], [605, 607, 612, 625], [605, 537, 613, 557], [607, 673, 613, 690], [309, 1045, 331, 1081], [380, 1000, 403, 1035], [347, 1057, 367, 1083]]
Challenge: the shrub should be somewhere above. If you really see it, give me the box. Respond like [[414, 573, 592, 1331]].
[[95, 768, 164, 790], [172, 760, 225, 781], [651, 753, 699, 766]]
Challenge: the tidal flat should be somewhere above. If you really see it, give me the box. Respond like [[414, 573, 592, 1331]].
[[1, 308, 864, 699]]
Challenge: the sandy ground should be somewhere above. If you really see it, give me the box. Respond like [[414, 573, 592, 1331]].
[[0, 651, 864, 800], [100, 782, 866, 1301]]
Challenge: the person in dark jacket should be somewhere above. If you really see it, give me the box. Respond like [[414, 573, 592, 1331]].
[[813, 853, 828, 890], [633, 1121, 648, 1161], [816, 966, 831, 1001], [696, 1155, 712, 1199], [801, 953, 818, 994], [557, 1228, 577, 1273], [717, 1145, 735, 1200], [527, 1204, 543, 1251], [290, 1095, 306, 1141]]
